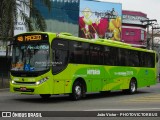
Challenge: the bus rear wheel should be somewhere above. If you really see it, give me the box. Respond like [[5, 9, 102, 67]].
[[129, 79, 137, 94], [70, 81, 83, 101], [40, 94, 51, 99], [123, 79, 137, 94]]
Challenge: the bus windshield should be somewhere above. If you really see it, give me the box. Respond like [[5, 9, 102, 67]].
[[11, 43, 50, 72]]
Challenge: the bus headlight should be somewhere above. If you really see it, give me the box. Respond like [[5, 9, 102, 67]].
[[11, 80, 15, 84], [35, 77, 49, 85]]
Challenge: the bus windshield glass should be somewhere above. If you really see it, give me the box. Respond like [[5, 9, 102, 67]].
[[11, 44, 50, 72]]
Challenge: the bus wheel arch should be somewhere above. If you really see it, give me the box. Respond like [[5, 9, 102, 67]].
[[70, 78, 87, 100], [123, 77, 137, 94]]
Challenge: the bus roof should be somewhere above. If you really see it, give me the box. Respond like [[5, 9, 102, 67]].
[[14, 32, 155, 53], [57, 32, 155, 53]]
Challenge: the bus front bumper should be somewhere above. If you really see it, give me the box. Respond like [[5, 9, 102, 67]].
[[10, 81, 52, 95]]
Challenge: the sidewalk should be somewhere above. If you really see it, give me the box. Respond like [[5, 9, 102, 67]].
[[0, 77, 10, 89]]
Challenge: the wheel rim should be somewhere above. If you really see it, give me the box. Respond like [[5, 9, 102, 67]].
[[75, 85, 81, 96], [131, 81, 136, 93]]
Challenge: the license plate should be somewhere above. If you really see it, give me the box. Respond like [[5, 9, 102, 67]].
[[20, 87, 27, 91]]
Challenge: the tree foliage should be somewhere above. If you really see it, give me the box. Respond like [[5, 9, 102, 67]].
[[0, 0, 52, 41]]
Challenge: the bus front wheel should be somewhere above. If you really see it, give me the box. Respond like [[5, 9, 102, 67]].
[[70, 81, 83, 100]]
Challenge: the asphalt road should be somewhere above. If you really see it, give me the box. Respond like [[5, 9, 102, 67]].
[[0, 83, 160, 120]]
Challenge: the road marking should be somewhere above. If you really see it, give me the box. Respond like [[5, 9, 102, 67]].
[[84, 108, 160, 111], [122, 94, 160, 103], [84, 94, 160, 111]]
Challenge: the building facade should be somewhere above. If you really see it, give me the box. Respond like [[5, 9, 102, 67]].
[[34, 0, 122, 40], [34, 0, 80, 36], [122, 10, 148, 47]]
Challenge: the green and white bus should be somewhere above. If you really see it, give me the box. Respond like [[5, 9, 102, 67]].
[[10, 32, 158, 100]]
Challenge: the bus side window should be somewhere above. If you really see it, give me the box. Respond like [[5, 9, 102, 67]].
[[69, 41, 90, 64], [139, 52, 145, 67], [133, 51, 139, 67], [83, 43, 90, 64], [69, 41, 82, 64], [110, 47, 118, 66], [90, 44, 104, 65], [119, 48, 126, 66], [104, 46, 118, 66], [146, 53, 155, 68], [128, 50, 139, 67], [104, 46, 110, 65]]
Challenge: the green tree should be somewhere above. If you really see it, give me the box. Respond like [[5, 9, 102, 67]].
[[0, 0, 52, 41]]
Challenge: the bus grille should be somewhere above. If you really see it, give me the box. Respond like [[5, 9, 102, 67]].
[[14, 88, 34, 92], [14, 81, 36, 85]]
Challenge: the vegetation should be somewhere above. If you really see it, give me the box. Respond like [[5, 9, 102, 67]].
[[0, 0, 52, 41]]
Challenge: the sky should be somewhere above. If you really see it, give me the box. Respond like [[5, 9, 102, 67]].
[[98, 0, 160, 25], [80, 0, 122, 16]]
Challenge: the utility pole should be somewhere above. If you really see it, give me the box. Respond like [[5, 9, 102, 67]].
[[141, 19, 157, 49], [152, 27, 160, 49]]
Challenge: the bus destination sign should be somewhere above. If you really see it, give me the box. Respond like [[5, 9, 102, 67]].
[[16, 34, 48, 42]]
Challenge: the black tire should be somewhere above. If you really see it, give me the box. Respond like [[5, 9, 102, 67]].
[[128, 79, 137, 94], [70, 81, 83, 101], [40, 94, 51, 99], [123, 79, 137, 94]]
